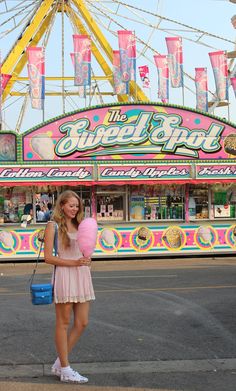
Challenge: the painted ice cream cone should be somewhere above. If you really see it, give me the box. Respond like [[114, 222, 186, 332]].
[[137, 226, 151, 244], [224, 134, 236, 158], [37, 229, 45, 243]]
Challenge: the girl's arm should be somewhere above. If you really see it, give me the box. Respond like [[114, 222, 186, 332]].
[[44, 222, 91, 267]]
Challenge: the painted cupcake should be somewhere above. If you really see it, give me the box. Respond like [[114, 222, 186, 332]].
[[233, 225, 236, 237], [37, 229, 45, 243], [163, 227, 182, 248], [232, 225, 236, 244]]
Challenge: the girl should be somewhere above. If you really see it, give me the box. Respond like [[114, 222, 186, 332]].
[[44, 190, 95, 383]]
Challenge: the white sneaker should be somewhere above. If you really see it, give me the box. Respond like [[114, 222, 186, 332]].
[[60, 367, 88, 383], [51, 363, 61, 377]]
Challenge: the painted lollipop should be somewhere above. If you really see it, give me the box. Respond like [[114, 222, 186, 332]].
[[31, 133, 55, 160], [77, 217, 98, 257]]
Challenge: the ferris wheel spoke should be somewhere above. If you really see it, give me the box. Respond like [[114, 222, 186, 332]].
[[88, 0, 233, 101], [0, 0, 26, 16], [111, 0, 234, 45], [88, 1, 156, 57], [87, 0, 228, 56], [0, 0, 39, 29], [88, 1, 154, 29]]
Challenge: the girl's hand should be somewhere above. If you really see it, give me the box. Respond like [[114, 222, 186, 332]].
[[78, 257, 91, 266]]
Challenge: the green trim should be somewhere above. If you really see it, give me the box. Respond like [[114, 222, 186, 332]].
[[22, 101, 236, 136]]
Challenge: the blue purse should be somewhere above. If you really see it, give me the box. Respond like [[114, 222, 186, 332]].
[[30, 283, 54, 305], [30, 223, 58, 305]]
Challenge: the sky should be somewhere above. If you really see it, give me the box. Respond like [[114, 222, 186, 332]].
[[0, 0, 236, 132]]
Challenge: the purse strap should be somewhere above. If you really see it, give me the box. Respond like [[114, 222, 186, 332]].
[[29, 222, 58, 286]]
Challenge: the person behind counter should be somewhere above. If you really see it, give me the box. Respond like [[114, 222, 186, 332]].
[[44, 190, 95, 384], [36, 205, 46, 222], [21, 203, 33, 225], [23, 203, 33, 217], [44, 202, 53, 221]]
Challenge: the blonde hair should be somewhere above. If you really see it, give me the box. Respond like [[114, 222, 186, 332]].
[[53, 190, 84, 248]]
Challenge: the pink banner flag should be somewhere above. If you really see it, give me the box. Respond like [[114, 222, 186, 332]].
[[26, 47, 45, 110], [1, 74, 12, 91], [72, 35, 91, 88], [154, 54, 169, 102], [138, 65, 150, 88], [118, 30, 136, 89], [113, 50, 126, 95], [70, 53, 86, 98], [165, 37, 183, 88], [209, 50, 228, 101], [195, 68, 208, 112], [230, 77, 236, 98]]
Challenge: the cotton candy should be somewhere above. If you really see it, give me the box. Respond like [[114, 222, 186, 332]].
[[77, 218, 98, 257], [31, 133, 55, 160], [198, 226, 211, 244], [101, 229, 115, 247], [0, 231, 14, 249]]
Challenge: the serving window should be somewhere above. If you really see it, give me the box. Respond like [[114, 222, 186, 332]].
[[188, 183, 236, 220], [130, 184, 185, 221], [0, 187, 32, 224], [5, 183, 236, 226], [211, 184, 236, 219], [96, 186, 126, 221], [188, 184, 209, 220], [35, 187, 57, 222]]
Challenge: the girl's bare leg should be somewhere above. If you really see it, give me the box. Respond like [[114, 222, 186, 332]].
[[67, 302, 90, 353], [55, 303, 73, 367]]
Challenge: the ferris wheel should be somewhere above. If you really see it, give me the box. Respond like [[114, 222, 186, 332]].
[[0, 0, 235, 133]]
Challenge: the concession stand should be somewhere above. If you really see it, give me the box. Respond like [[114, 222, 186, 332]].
[[1, 102, 236, 260]]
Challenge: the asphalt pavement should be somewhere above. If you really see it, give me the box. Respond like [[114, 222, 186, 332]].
[[1, 256, 236, 391]]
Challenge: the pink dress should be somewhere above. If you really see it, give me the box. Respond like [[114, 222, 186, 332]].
[[53, 231, 95, 304]]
